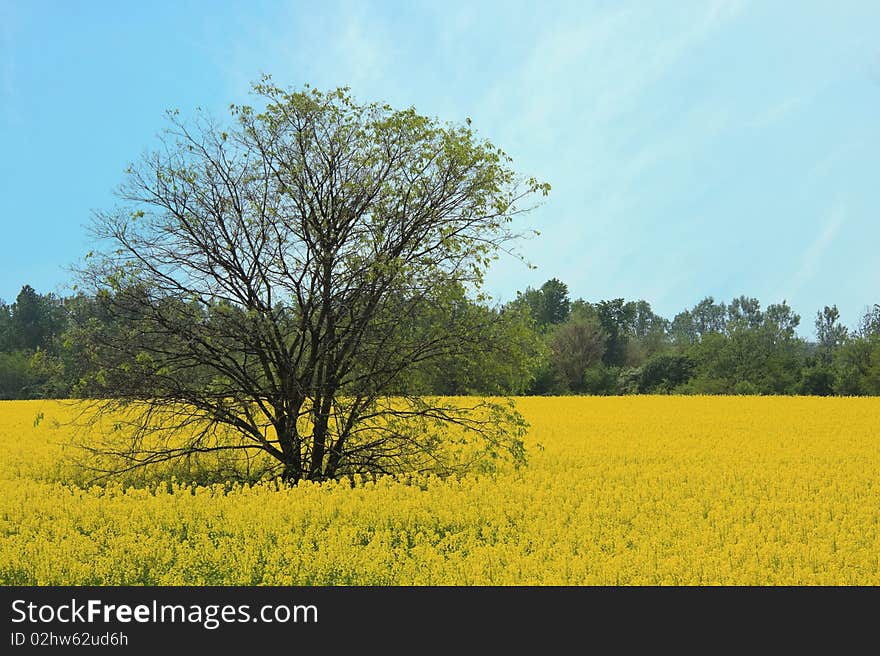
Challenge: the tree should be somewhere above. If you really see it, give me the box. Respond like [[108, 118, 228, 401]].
[[638, 353, 695, 393], [76, 79, 549, 484], [857, 304, 880, 338], [0, 299, 10, 351], [815, 305, 848, 357], [798, 366, 835, 396], [834, 305, 880, 395], [669, 309, 697, 345], [808, 305, 848, 391], [516, 278, 570, 329], [621, 299, 669, 364], [0, 351, 35, 400], [833, 337, 879, 395], [399, 287, 545, 395], [685, 298, 804, 394], [538, 278, 571, 326], [726, 296, 761, 331], [630, 300, 668, 341], [7, 285, 66, 353], [548, 315, 606, 392], [10, 285, 45, 351], [594, 298, 634, 367], [693, 296, 728, 335]]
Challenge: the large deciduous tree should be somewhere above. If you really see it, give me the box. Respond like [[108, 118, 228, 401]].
[[76, 79, 549, 483]]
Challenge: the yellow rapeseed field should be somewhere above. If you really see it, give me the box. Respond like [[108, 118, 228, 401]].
[[1, 396, 879, 585]]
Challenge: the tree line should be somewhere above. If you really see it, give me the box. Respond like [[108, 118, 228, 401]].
[[2, 279, 878, 400], [515, 279, 880, 396]]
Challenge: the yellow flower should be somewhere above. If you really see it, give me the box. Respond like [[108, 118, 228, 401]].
[[1, 396, 878, 585]]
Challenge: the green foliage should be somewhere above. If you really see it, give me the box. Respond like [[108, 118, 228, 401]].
[[833, 336, 880, 395], [514, 278, 571, 330], [398, 285, 546, 395], [546, 314, 606, 392], [733, 380, 760, 395], [617, 367, 642, 395], [1, 275, 877, 402], [638, 353, 696, 393], [798, 366, 835, 396], [8, 285, 66, 352], [815, 305, 848, 361], [582, 364, 621, 395], [679, 374, 731, 395], [0, 286, 72, 399], [681, 299, 805, 394], [671, 297, 727, 344], [538, 279, 571, 326], [67, 78, 554, 483], [857, 304, 880, 338], [0, 351, 36, 400], [593, 299, 633, 367]]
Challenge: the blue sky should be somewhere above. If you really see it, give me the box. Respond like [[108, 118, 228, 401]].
[[1, 0, 878, 336]]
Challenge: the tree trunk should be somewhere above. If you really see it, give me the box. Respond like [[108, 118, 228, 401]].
[[281, 463, 301, 484], [324, 435, 346, 480], [309, 399, 332, 480], [276, 412, 302, 484]]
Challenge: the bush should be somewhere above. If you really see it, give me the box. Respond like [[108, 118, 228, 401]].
[[582, 365, 620, 395], [0, 351, 36, 399], [733, 380, 760, 395], [638, 353, 696, 393], [618, 367, 642, 395], [798, 366, 835, 396], [679, 375, 729, 395]]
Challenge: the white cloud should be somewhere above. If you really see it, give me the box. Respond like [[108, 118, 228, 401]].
[[209, 0, 401, 108], [328, 1, 394, 89], [748, 95, 806, 129], [479, 0, 750, 137], [787, 202, 847, 293], [478, 1, 751, 300]]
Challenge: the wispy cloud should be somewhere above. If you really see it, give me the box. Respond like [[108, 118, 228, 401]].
[[788, 202, 847, 293], [213, 0, 396, 102], [329, 2, 393, 89], [477, 1, 751, 301], [748, 95, 806, 129], [480, 0, 750, 135]]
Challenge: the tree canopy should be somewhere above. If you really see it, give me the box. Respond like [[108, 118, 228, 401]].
[[72, 79, 549, 483]]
